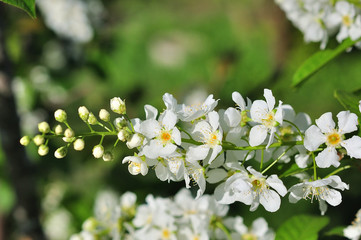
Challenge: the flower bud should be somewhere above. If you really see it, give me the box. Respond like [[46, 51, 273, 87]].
[[78, 106, 90, 121], [99, 109, 110, 122], [73, 139, 85, 151], [38, 145, 49, 156], [102, 151, 113, 162], [87, 112, 98, 125], [54, 146, 67, 159], [64, 128, 75, 138], [20, 136, 31, 146], [54, 109, 67, 122], [38, 121, 50, 133], [114, 117, 128, 130], [126, 133, 143, 149], [33, 135, 45, 146], [110, 97, 126, 114], [82, 217, 98, 232], [92, 144, 104, 158], [54, 124, 63, 135], [117, 129, 129, 142]]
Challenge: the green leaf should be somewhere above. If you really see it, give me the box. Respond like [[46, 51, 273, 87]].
[[275, 214, 329, 240], [292, 38, 359, 88], [334, 90, 361, 119], [324, 226, 346, 237], [279, 163, 312, 178], [0, 0, 36, 18]]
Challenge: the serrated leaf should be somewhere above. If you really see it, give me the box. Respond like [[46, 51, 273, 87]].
[[334, 90, 361, 119], [0, 0, 36, 18], [275, 215, 329, 240], [292, 38, 359, 88]]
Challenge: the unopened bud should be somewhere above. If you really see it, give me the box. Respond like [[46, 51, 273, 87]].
[[73, 139, 85, 151], [82, 217, 98, 232], [87, 112, 98, 125], [114, 117, 128, 130], [33, 135, 45, 146], [92, 144, 104, 158], [38, 121, 50, 133], [126, 133, 143, 149], [20, 136, 31, 146], [54, 125, 63, 135], [64, 128, 75, 138], [38, 145, 49, 156], [110, 97, 126, 114], [78, 106, 90, 121], [117, 129, 129, 142], [54, 109, 67, 122], [99, 109, 110, 122], [102, 151, 113, 162], [54, 146, 67, 159]]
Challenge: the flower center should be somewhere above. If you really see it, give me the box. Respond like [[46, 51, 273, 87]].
[[162, 229, 171, 239], [207, 132, 219, 147], [303, 185, 329, 203], [251, 177, 267, 196], [261, 112, 276, 128], [342, 15, 352, 27], [160, 130, 172, 145], [326, 132, 342, 147], [129, 162, 141, 174], [242, 233, 258, 240]]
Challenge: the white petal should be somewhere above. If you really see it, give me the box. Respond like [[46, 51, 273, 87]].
[[224, 107, 241, 127], [264, 89, 275, 111], [288, 184, 304, 203], [206, 168, 228, 184], [144, 104, 158, 120], [337, 111, 358, 134], [140, 120, 160, 139], [282, 104, 296, 122], [155, 163, 168, 181], [341, 136, 361, 158], [163, 93, 178, 111], [251, 218, 268, 237], [249, 125, 268, 146], [232, 91, 246, 110], [304, 125, 326, 151], [161, 110, 177, 130], [315, 112, 335, 133], [327, 175, 349, 190], [209, 145, 222, 164], [214, 182, 237, 204], [321, 189, 342, 206], [208, 111, 220, 131], [260, 189, 281, 212], [319, 199, 328, 216], [267, 175, 287, 197], [171, 127, 182, 145], [250, 100, 268, 122], [315, 147, 340, 168], [186, 145, 210, 162], [275, 101, 284, 124]]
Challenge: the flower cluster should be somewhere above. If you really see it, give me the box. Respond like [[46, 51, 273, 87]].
[[69, 188, 275, 240], [21, 89, 361, 215], [275, 0, 361, 49]]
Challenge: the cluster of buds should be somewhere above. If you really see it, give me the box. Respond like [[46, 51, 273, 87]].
[[21, 90, 361, 215]]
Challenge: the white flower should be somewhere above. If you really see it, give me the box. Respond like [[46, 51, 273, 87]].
[[249, 89, 283, 148], [184, 162, 206, 199], [122, 156, 148, 176], [140, 110, 181, 159], [177, 94, 218, 122], [215, 167, 287, 212], [344, 209, 361, 240], [226, 216, 275, 240], [288, 175, 349, 215], [186, 111, 223, 164], [126, 133, 144, 149], [304, 111, 361, 168]]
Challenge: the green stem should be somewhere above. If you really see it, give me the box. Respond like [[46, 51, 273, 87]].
[[325, 165, 351, 178], [312, 152, 317, 180], [98, 122, 112, 132], [260, 149, 264, 171], [284, 119, 304, 142], [240, 150, 252, 167], [215, 221, 232, 240], [261, 145, 294, 175]]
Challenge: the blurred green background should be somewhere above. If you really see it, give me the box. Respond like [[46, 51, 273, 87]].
[[1, 0, 361, 239]]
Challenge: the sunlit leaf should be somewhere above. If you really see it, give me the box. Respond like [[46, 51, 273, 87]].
[[0, 0, 36, 18], [275, 215, 329, 240], [292, 38, 359, 88], [334, 90, 361, 119]]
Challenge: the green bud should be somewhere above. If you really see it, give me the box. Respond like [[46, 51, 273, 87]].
[[33, 135, 45, 146], [54, 146, 67, 159], [78, 106, 90, 121], [73, 139, 85, 151], [99, 109, 110, 122], [54, 124, 63, 135], [102, 151, 113, 161], [64, 128, 75, 138], [87, 112, 98, 125], [92, 144, 104, 158], [38, 121, 50, 133], [117, 129, 130, 142], [82, 217, 98, 232], [20, 136, 31, 146], [110, 97, 126, 114], [38, 145, 49, 156], [54, 109, 67, 122], [114, 117, 128, 130]]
